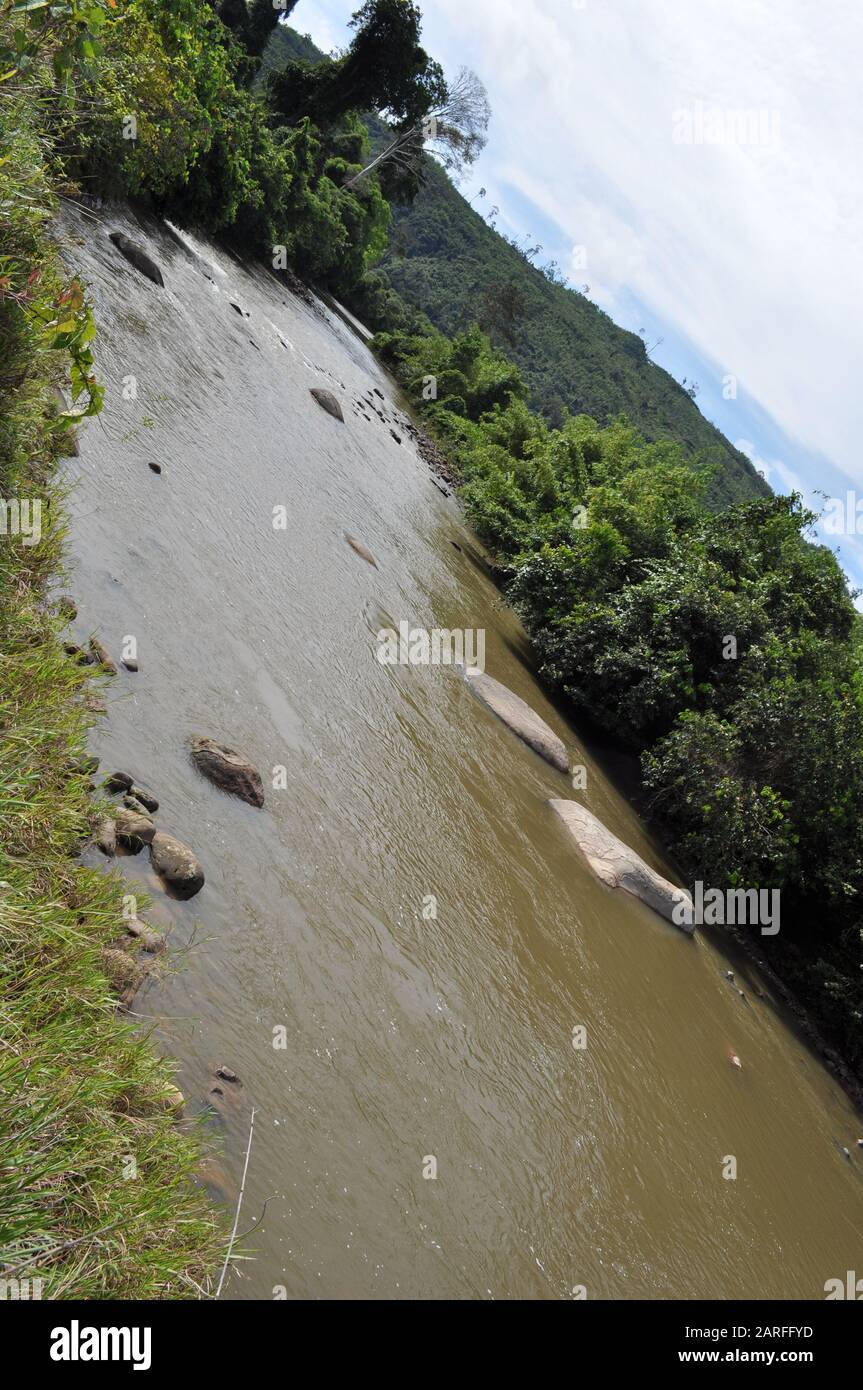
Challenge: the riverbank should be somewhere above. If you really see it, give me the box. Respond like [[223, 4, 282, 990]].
[[0, 94, 222, 1298]]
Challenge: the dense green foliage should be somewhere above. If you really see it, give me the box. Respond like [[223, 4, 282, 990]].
[[40, 1, 449, 296], [267, 0, 446, 132], [379, 322, 863, 1074], [214, 0, 295, 63]]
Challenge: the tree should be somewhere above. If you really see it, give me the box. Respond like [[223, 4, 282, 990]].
[[212, 0, 296, 74], [479, 277, 527, 349], [246, 0, 296, 57], [343, 67, 490, 191], [267, 0, 447, 130]]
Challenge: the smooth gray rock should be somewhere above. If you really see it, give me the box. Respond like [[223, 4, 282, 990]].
[[549, 798, 694, 932], [464, 667, 569, 773], [190, 736, 264, 808], [309, 387, 344, 422], [109, 231, 164, 287], [150, 831, 205, 900]]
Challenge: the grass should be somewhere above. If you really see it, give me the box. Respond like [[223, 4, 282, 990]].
[[0, 88, 223, 1299]]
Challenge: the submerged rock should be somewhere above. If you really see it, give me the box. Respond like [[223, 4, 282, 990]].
[[190, 736, 264, 808], [108, 231, 164, 287], [344, 532, 378, 567], [309, 387, 344, 422], [464, 667, 569, 773], [150, 831, 205, 899], [549, 798, 694, 932]]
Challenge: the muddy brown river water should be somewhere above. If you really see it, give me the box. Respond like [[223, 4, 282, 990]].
[[58, 204, 862, 1299]]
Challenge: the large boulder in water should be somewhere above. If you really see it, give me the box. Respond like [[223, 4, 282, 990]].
[[549, 799, 694, 932], [190, 736, 265, 808], [309, 388, 344, 422], [150, 831, 205, 899], [108, 232, 164, 287], [464, 667, 569, 772]]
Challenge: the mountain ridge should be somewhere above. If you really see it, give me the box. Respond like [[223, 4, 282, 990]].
[[267, 22, 769, 508]]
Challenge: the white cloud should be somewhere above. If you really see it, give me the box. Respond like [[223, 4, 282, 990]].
[[285, 1, 342, 56]]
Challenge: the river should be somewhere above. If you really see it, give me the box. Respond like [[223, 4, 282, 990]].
[[58, 203, 863, 1300]]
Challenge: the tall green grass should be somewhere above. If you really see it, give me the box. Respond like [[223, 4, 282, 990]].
[[0, 87, 222, 1299]]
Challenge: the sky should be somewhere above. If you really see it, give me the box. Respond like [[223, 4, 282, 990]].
[[288, 0, 863, 596]]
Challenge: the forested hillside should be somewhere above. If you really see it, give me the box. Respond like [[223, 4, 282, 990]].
[[268, 22, 769, 509]]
